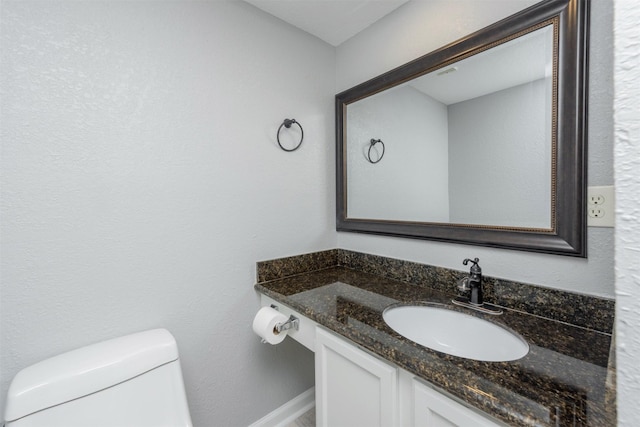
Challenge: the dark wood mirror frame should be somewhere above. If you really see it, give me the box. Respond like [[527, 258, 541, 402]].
[[336, 0, 588, 257]]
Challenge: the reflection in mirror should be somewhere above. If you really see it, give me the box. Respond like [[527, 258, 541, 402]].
[[346, 25, 554, 229]]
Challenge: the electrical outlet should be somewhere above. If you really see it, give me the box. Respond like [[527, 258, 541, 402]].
[[589, 208, 604, 218], [587, 186, 614, 227]]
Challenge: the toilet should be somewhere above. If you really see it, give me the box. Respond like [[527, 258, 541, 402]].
[[3, 329, 193, 427]]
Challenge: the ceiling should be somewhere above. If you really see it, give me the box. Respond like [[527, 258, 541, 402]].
[[409, 24, 553, 105], [243, 0, 410, 46]]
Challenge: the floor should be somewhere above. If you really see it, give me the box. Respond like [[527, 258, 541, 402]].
[[285, 407, 315, 427]]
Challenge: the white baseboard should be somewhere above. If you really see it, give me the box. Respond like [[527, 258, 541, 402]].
[[248, 387, 315, 427]]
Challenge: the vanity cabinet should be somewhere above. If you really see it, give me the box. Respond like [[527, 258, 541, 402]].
[[314, 327, 503, 427], [256, 251, 615, 427], [315, 327, 398, 427]]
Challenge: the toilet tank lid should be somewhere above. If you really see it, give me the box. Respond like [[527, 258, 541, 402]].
[[4, 328, 180, 422]]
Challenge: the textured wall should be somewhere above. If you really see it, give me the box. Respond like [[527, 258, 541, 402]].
[[336, 0, 615, 297], [0, 2, 335, 424], [613, 0, 640, 424]]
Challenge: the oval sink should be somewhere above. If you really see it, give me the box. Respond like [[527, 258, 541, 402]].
[[383, 305, 529, 362]]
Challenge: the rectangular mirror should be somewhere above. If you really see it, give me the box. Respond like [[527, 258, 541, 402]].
[[336, 0, 588, 257]]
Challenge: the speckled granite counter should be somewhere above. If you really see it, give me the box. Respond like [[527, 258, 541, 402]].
[[255, 250, 616, 427]]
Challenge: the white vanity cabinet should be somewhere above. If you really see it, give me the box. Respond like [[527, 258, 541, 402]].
[[315, 327, 398, 427], [314, 327, 504, 427], [314, 327, 505, 427]]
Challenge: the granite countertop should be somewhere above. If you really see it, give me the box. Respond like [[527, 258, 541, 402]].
[[255, 262, 615, 427]]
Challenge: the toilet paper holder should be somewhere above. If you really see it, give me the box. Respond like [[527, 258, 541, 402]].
[[270, 304, 300, 333]]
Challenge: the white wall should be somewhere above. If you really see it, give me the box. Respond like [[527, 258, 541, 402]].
[[613, 0, 640, 425], [347, 86, 449, 221], [336, 0, 615, 298], [0, 1, 335, 425]]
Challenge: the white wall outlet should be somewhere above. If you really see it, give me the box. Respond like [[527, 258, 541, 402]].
[[587, 185, 615, 227]]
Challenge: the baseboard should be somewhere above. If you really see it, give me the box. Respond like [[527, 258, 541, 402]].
[[248, 387, 315, 427]]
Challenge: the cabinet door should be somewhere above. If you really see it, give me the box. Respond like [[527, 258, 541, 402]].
[[315, 328, 398, 427], [412, 379, 502, 427]]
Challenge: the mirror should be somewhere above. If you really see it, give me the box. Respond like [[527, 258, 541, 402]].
[[336, 0, 588, 257]]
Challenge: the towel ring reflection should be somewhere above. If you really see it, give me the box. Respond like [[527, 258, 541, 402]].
[[367, 139, 385, 164], [277, 118, 304, 152]]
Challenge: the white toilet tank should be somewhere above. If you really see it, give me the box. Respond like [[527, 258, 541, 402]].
[[4, 329, 193, 427]]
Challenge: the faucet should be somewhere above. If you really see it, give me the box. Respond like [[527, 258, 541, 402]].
[[458, 257, 483, 305], [453, 257, 502, 314]]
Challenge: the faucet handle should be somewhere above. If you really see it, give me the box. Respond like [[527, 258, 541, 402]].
[[463, 257, 481, 274], [463, 257, 479, 267]]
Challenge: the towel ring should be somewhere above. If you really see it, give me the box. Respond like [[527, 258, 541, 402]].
[[277, 118, 304, 152], [368, 139, 385, 164]]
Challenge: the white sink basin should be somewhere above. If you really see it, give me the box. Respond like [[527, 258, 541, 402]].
[[383, 305, 529, 362]]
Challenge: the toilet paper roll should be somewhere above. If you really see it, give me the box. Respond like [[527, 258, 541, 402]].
[[252, 306, 289, 345]]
